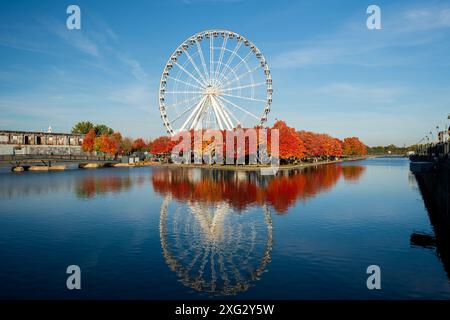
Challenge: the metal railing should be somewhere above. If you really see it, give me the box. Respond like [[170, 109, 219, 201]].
[[415, 141, 450, 160]]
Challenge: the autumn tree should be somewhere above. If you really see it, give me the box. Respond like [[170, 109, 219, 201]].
[[151, 136, 173, 155], [342, 137, 367, 156], [121, 137, 133, 155], [132, 138, 147, 152], [272, 120, 305, 163], [94, 134, 118, 155], [82, 129, 96, 152]]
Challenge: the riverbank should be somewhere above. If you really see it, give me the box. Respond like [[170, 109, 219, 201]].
[[5, 156, 368, 173], [137, 156, 367, 172]]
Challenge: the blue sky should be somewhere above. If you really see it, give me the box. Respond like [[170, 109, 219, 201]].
[[0, 0, 449, 146]]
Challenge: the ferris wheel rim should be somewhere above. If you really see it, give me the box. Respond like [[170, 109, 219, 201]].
[[158, 29, 272, 135]]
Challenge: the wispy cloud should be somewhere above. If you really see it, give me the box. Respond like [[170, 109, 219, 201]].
[[117, 54, 148, 81], [317, 83, 408, 104], [402, 6, 450, 31], [109, 84, 154, 112], [272, 3, 450, 69], [47, 21, 100, 57]]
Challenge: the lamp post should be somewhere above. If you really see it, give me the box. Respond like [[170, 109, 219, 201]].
[[447, 114, 450, 141]]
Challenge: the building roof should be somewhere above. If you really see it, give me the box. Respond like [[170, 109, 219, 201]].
[[0, 130, 84, 137]]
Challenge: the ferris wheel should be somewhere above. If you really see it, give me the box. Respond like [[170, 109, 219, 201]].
[[159, 196, 273, 296], [159, 29, 272, 135]]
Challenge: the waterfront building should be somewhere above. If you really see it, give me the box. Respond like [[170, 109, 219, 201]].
[[0, 130, 84, 155]]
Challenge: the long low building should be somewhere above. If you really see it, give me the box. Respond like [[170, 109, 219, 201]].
[[0, 130, 85, 155]]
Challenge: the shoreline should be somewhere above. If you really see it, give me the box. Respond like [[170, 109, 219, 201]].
[[4, 155, 406, 174], [127, 156, 368, 172]]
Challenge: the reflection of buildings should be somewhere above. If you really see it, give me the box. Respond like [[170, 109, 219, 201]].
[[412, 165, 450, 279], [159, 195, 272, 296], [152, 164, 366, 214]]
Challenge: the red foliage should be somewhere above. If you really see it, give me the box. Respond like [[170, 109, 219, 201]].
[[82, 129, 96, 153], [145, 119, 366, 162], [132, 138, 147, 152], [97, 134, 119, 155], [151, 136, 174, 155], [342, 137, 367, 156], [272, 120, 306, 161]]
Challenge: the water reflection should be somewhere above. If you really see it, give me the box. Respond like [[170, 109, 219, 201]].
[[412, 166, 450, 279], [152, 164, 366, 214], [153, 164, 366, 295], [160, 196, 272, 295], [75, 174, 145, 198], [0, 163, 366, 297]]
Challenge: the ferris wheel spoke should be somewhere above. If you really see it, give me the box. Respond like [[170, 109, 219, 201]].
[[210, 35, 214, 84], [167, 76, 204, 91], [173, 60, 206, 88], [217, 95, 260, 121], [170, 96, 204, 124], [220, 93, 266, 103], [221, 103, 240, 126], [183, 48, 209, 86], [195, 40, 210, 82], [166, 94, 203, 109], [213, 36, 228, 86], [218, 50, 252, 85], [220, 82, 266, 93], [216, 40, 242, 85], [219, 65, 261, 89]]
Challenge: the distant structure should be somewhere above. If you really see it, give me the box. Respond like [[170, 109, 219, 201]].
[[0, 130, 84, 156]]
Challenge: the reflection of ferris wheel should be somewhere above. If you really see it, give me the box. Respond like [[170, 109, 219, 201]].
[[159, 196, 273, 296], [159, 29, 273, 135]]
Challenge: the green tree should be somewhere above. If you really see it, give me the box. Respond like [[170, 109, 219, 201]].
[[94, 124, 114, 136], [72, 121, 94, 134]]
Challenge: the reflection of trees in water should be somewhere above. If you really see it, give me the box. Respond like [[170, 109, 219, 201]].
[[159, 195, 272, 296], [342, 165, 366, 182], [75, 174, 146, 198], [412, 167, 450, 280], [0, 172, 147, 199], [152, 164, 366, 214]]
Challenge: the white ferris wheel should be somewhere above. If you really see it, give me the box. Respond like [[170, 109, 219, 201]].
[[159, 29, 272, 135]]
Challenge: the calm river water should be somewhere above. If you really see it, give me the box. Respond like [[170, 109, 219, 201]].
[[0, 157, 449, 299]]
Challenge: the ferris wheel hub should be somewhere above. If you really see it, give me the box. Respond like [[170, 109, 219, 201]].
[[204, 85, 220, 96]]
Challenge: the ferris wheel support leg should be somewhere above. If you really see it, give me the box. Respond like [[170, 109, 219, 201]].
[[213, 96, 234, 130], [190, 98, 209, 130], [180, 96, 206, 132], [210, 98, 225, 130]]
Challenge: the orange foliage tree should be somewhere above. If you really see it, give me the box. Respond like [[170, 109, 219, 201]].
[[82, 128, 96, 153], [272, 120, 305, 163], [132, 138, 147, 152], [342, 137, 367, 156]]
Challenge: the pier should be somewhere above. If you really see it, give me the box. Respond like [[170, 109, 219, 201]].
[[0, 154, 119, 171]]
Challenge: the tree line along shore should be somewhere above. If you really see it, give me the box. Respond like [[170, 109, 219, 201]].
[[74, 120, 368, 165]]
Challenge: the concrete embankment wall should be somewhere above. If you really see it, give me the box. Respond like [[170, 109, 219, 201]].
[[415, 160, 450, 227]]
